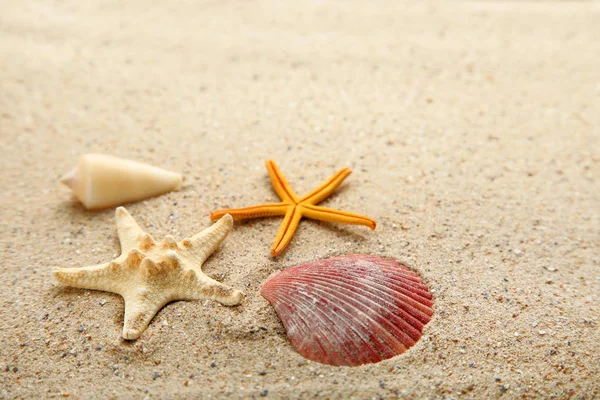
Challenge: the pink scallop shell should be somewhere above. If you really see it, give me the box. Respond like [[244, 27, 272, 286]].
[[260, 254, 434, 366]]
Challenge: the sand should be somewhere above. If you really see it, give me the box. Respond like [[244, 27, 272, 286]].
[[1, 0, 599, 398]]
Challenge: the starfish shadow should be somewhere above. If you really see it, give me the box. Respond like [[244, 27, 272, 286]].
[[267, 220, 372, 259], [311, 220, 372, 241], [49, 284, 126, 328]]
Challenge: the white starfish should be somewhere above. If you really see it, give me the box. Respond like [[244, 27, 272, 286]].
[[54, 207, 243, 340]]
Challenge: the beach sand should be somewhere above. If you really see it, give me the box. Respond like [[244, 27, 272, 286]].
[[1, 1, 599, 398]]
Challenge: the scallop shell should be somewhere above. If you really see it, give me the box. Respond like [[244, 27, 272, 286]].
[[260, 254, 434, 367], [60, 154, 182, 210]]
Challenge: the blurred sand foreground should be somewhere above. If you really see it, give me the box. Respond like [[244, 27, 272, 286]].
[[0, 1, 598, 398]]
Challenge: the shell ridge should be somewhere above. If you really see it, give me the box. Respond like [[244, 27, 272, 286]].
[[377, 267, 428, 285], [295, 280, 409, 356], [285, 292, 357, 366], [275, 300, 333, 364], [268, 282, 352, 365], [277, 274, 412, 350], [348, 272, 434, 309], [302, 268, 434, 306], [299, 261, 423, 283], [285, 276, 416, 350], [261, 254, 434, 367], [298, 270, 434, 323], [323, 270, 435, 318], [271, 280, 389, 365], [374, 267, 429, 286], [271, 281, 374, 366], [294, 272, 429, 336]]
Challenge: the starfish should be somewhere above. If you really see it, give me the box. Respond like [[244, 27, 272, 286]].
[[211, 160, 376, 256], [53, 207, 243, 340]]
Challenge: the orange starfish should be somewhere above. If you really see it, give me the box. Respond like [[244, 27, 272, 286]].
[[210, 160, 376, 256]]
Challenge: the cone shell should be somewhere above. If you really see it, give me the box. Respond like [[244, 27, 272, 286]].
[[260, 254, 434, 367], [60, 154, 182, 210]]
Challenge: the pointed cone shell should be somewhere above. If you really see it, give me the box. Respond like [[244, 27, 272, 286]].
[[260, 254, 434, 367], [59, 154, 183, 210]]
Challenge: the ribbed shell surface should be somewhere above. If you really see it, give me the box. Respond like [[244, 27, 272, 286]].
[[260, 254, 434, 366]]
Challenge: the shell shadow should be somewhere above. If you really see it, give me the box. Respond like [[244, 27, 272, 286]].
[[54, 198, 113, 221]]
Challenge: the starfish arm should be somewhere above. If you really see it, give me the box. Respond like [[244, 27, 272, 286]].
[[298, 167, 353, 204], [115, 207, 150, 252], [53, 262, 126, 294], [271, 206, 303, 256], [188, 273, 244, 306], [265, 159, 300, 203], [180, 214, 233, 267], [301, 204, 377, 230], [121, 291, 169, 340], [210, 203, 290, 221]]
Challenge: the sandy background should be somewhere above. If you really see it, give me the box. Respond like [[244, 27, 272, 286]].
[[1, 0, 599, 398]]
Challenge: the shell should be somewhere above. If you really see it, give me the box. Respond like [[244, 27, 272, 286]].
[[260, 254, 434, 367], [60, 154, 183, 210]]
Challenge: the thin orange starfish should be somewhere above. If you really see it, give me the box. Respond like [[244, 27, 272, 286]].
[[211, 160, 376, 256]]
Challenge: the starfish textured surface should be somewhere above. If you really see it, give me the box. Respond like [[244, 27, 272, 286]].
[[53, 207, 243, 340], [211, 160, 376, 256]]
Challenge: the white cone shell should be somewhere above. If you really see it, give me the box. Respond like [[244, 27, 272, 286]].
[[60, 154, 183, 210]]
